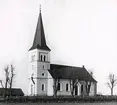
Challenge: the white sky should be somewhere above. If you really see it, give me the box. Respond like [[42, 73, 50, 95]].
[[0, 0, 117, 95]]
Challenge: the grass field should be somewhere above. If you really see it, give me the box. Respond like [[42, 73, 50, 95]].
[[0, 102, 117, 105]]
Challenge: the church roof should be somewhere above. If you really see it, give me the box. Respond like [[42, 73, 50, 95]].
[[29, 9, 50, 51], [49, 64, 97, 82], [0, 88, 24, 96]]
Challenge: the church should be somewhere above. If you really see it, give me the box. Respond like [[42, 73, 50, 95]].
[[28, 8, 97, 96]]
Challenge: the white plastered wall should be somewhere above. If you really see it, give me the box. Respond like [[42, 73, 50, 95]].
[[47, 71, 54, 96]]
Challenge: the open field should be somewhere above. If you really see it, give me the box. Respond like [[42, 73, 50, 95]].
[[0, 102, 117, 105]]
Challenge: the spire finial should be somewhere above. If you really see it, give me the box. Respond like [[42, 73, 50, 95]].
[[39, 4, 41, 12]]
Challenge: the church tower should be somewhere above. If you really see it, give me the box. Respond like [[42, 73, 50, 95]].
[[28, 7, 53, 96]]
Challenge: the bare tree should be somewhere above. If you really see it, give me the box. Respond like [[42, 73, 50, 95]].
[[9, 64, 15, 97], [85, 81, 91, 96], [107, 73, 117, 95], [0, 80, 4, 88], [85, 71, 93, 96], [68, 67, 79, 97], [4, 65, 9, 97], [0, 64, 16, 97], [53, 78, 60, 97], [69, 78, 79, 97]]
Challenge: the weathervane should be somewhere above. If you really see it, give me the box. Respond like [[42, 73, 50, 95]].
[[39, 4, 41, 12]]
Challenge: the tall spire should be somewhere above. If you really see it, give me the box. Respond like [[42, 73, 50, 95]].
[[29, 6, 50, 51]]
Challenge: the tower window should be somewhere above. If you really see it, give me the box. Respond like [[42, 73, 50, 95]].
[[32, 65, 34, 70], [40, 55, 43, 61], [44, 55, 46, 61], [31, 55, 35, 61], [42, 84, 45, 91], [66, 83, 68, 91]]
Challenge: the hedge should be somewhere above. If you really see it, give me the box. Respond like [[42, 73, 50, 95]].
[[0, 95, 117, 103]]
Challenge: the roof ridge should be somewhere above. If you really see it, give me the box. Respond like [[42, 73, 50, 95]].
[[51, 63, 83, 68]]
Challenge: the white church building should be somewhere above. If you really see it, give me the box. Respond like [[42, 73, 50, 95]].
[[28, 8, 97, 96]]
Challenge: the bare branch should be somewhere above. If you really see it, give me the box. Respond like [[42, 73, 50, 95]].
[[0, 80, 4, 88], [85, 71, 94, 96], [107, 82, 111, 89], [107, 73, 117, 95], [4, 65, 10, 97]]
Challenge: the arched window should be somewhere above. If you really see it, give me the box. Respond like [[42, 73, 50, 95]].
[[44, 55, 46, 61], [43, 65, 44, 69], [81, 85, 83, 92], [32, 65, 34, 70], [31, 55, 35, 61], [66, 83, 68, 91], [42, 84, 45, 91], [31, 84, 33, 95], [40, 55, 43, 61], [58, 83, 60, 91]]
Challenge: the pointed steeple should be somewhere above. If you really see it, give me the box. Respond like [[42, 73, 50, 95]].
[[29, 6, 50, 51]]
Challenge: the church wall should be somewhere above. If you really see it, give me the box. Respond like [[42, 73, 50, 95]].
[[57, 79, 71, 96], [28, 49, 38, 95], [28, 48, 50, 96], [28, 80, 31, 95], [37, 62, 49, 78], [36, 62, 49, 96], [79, 81, 97, 96], [94, 82, 97, 95], [79, 81, 87, 96], [89, 82, 97, 96], [56, 79, 97, 96], [36, 79, 48, 95], [28, 62, 38, 78], [29, 49, 38, 62], [47, 72, 54, 96]]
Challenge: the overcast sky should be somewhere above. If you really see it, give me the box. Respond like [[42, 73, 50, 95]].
[[0, 0, 117, 95]]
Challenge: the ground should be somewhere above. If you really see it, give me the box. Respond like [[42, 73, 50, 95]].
[[0, 102, 117, 105]]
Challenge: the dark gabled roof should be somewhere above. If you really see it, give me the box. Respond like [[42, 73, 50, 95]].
[[49, 64, 97, 82], [0, 88, 24, 96], [29, 9, 51, 51]]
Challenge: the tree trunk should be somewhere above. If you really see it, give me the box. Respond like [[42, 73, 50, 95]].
[[9, 78, 13, 97], [111, 88, 113, 95], [53, 79, 59, 97], [71, 89, 74, 97], [71, 82, 75, 98], [4, 78, 8, 98], [9, 65, 15, 97]]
